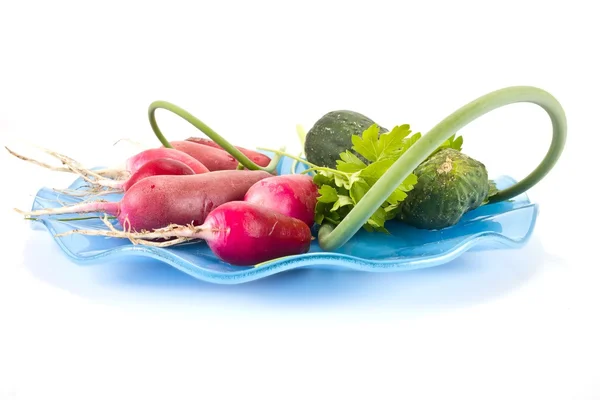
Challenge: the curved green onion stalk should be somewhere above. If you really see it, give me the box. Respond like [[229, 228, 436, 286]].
[[148, 101, 282, 173], [317, 86, 567, 251]]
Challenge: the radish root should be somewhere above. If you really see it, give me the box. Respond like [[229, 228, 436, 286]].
[[89, 179, 124, 190], [91, 168, 129, 179], [5, 145, 105, 180], [52, 188, 123, 197], [55, 216, 200, 247], [5, 146, 72, 173], [14, 198, 117, 217], [5, 146, 129, 189], [39, 148, 106, 180]]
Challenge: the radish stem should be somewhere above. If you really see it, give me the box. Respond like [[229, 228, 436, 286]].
[[148, 101, 282, 173], [296, 124, 307, 148], [255, 147, 317, 168], [292, 125, 308, 174], [290, 152, 302, 174]]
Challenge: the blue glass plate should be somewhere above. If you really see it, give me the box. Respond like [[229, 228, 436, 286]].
[[28, 154, 538, 284]]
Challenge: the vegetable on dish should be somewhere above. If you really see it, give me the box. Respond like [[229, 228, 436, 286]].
[[57, 201, 313, 266], [96, 158, 198, 192], [186, 137, 272, 167], [17, 170, 272, 232], [396, 148, 492, 230], [8, 86, 567, 266], [304, 110, 389, 169], [168, 140, 246, 171], [243, 174, 319, 227]]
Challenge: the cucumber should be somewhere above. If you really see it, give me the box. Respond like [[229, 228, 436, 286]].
[[304, 110, 388, 168], [397, 148, 490, 230]]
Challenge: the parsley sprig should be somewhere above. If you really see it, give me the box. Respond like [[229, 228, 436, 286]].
[[308, 124, 414, 233]]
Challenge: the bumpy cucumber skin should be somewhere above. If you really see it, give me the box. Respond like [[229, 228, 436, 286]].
[[398, 148, 490, 230], [304, 110, 388, 168]]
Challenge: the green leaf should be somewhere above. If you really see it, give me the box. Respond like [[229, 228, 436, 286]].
[[314, 201, 329, 225], [452, 135, 463, 151], [359, 158, 395, 186], [328, 210, 341, 223], [350, 179, 369, 204], [367, 207, 387, 228], [404, 172, 418, 187], [373, 226, 391, 234], [317, 185, 338, 203], [433, 133, 463, 155], [333, 173, 350, 190], [296, 124, 307, 148], [348, 172, 363, 188], [378, 124, 411, 157], [384, 204, 399, 213], [386, 174, 417, 205], [336, 151, 367, 173], [336, 205, 351, 221], [396, 173, 418, 191], [482, 179, 499, 204], [315, 214, 324, 225], [313, 172, 334, 187], [331, 195, 354, 211], [386, 187, 408, 205], [351, 124, 380, 162]]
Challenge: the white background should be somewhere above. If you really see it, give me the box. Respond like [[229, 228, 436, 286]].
[[1, 1, 598, 399]]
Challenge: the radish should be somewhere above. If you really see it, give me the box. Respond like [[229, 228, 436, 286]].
[[19, 170, 272, 231], [200, 201, 312, 265], [94, 158, 196, 191], [186, 137, 271, 167], [125, 147, 210, 176], [168, 141, 240, 171], [243, 174, 319, 227], [58, 201, 313, 266]]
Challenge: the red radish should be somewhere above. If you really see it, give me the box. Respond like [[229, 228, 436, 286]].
[[186, 137, 272, 167], [20, 170, 272, 231], [126, 147, 209, 175], [94, 158, 196, 191], [59, 201, 313, 266], [243, 174, 319, 227], [168, 140, 239, 171], [200, 201, 312, 265]]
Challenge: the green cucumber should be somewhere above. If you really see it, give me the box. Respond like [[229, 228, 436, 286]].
[[397, 148, 490, 230], [304, 110, 388, 169]]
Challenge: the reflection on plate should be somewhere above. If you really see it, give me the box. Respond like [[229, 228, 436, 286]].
[[28, 154, 538, 284]]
